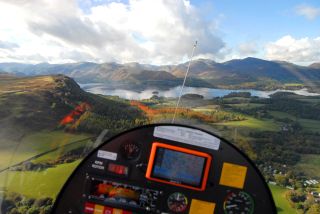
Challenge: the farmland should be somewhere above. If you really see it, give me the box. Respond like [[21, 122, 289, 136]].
[[1, 75, 319, 213], [0, 160, 81, 199]]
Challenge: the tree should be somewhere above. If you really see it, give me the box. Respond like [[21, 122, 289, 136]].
[[303, 196, 315, 212], [18, 206, 29, 214], [274, 174, 289, 186], [22, 198, 35, 207], [286, 190, 305, 203], [34, 198, 53, 207], [293, 180, 303, 189], [27, 207, 40, 214], [306, 204, 320, 214], [40, 206, 52, 214], [236, 139, 257, 161], [8, 208, 20, 214]]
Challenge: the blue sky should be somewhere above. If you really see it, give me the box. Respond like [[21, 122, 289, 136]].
[[191, 0, 320, 61], [206, 0, 320, 41], [0, 0, 319, 64]]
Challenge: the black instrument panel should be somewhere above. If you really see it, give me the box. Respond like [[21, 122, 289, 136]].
[[52, 124, 276, 214]]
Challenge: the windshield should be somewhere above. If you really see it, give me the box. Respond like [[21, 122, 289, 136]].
[[0, 0, 320, 213]]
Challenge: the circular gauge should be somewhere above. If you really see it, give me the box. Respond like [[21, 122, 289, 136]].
[[223, 191, 254, 214], [167, 192, 188, 213], [121, 142, 141, 160]]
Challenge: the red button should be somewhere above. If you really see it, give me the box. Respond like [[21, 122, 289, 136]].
[[84, 202, 95, 213], [104, 206, 113, 214], [108, 163, 128, 175], [84, 202, 133, 214], [117, 166, 124, 174]]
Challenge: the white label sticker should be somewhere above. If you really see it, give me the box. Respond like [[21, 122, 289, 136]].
[[97, 150, 117, 160], [154, 126, 220, 150]]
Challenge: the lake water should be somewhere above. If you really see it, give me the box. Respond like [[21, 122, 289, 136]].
[[79, 83, 320, 100]]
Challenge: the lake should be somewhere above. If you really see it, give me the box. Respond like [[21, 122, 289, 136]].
[[79, 83, 320, 100]]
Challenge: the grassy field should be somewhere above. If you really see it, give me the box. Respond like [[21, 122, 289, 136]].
[[295, 154, 320, 179], [0, 160, 81, 199], [269, 184, 299, 214], [269, 111, 320, 132], [229, 103, 265, 109], [218, 116, 280, 132], [298, 118, 320, 132], [284, 83, 304, 87], [193, 105, 220, 112], [0, 130, 93, 200], [0, 131, 91, 169], [32, 138, 93, 164]]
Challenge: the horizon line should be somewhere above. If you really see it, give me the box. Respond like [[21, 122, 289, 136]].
[[0, 56, 317, 67]]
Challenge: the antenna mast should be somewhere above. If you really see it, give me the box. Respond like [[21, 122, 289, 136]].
[[172, 41, 197, 123]]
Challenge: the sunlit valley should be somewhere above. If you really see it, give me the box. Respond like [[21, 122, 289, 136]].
[[1, 59, 320, 213], [0, 0, 320, 213]]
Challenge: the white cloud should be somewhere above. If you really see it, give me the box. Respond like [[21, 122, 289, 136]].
[[295, 4, 320, 20], [238, 42, 258, 56], [265, 35, 320, 63], [0, 0, 225, 64], [0, 41, 19, 50], [212, 41, 259, 62]]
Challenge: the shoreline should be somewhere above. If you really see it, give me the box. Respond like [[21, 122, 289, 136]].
[[78, 83, 320, 100]]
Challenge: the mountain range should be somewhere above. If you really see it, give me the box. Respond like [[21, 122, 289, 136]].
[[0, 57, 319, 90]]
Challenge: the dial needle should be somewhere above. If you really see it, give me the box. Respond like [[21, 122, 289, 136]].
[[226, 204, 238, 208]]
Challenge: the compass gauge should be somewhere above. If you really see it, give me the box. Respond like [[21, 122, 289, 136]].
[[223, 191, 254, 214], [121, 142, 141, 160], [167, 192, 188, 213]]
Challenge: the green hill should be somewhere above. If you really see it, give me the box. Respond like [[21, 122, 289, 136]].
[[0, 75, 145, 140]]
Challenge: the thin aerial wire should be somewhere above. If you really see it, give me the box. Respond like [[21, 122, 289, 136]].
[[172, 41, 198, 123]]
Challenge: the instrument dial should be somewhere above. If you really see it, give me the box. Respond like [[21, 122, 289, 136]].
[[167, 192, 188, 213], [223, 191, 254, 214], [121, 142, 141, 160]]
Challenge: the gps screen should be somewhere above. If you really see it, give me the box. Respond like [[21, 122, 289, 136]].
[[151, 148, 206, 187]]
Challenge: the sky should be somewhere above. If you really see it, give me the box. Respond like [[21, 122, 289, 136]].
[[0, 0, 319, 65]]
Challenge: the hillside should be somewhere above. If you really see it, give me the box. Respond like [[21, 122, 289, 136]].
[[1, 58, 320, 90], [0, 75, 145, 140], [173, 58, 320, 85], [309, 62, 320, 69]]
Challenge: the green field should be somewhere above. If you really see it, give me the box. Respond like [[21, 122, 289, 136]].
[[269, 111, 320, 132], [269, 184, 298, 214], [284, 83, 304, 87], [32, 138, 93, 164], [193, 105, 220, 112], [0, 160, 81, 199], [299, 119, 320, 132], [0, 131, 91, 169], [229, 103, 265, 109], [218, 116, 280, 132], [0, 130, 93, 200]]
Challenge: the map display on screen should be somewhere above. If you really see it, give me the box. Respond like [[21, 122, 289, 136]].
[[152, 148, 206, 187]]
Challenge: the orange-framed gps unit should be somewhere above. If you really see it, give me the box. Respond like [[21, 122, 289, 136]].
[[146, 142, 212, 191]]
